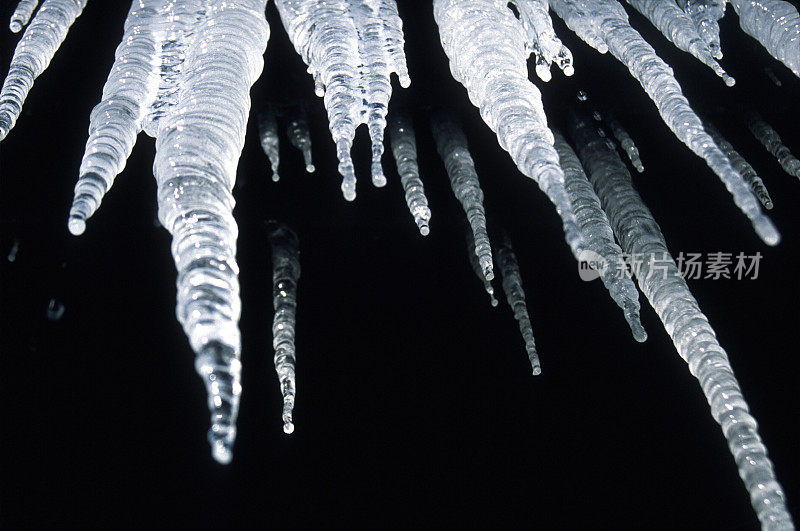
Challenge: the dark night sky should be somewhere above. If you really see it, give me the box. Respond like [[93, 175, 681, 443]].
[[1, 2, 798, 529]]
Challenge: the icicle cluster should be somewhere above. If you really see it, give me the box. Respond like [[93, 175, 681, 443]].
[[267, 222, 301, 435], [286, 103, 316, 173], [570, 113, 792, 530], [604, 112, 644, 173], [677, 0, 727, 59], [0, 0, 86, 141], [729, 0, 800, 78], [748, 112, 800, 179], [388, 112, 432, 236], [259, 105, 281, 182], [275, 0, 410, 200]]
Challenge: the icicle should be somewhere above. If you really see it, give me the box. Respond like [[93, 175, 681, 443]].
[[496, 232, 540, 375], [45, 297, 65, 321], [705, 121, 773, 209], [729, 0, 800, 78], [431, 112, 494, 283], [627, 0, 735, 86], [259, 106, 281, 182], [676, 0, 727, 59], [433, 0, 585, 258], [553, 130, 646, 342], [7, 237, 20, 262], [549, 0, 779, 246], [747, 111, 800, 179], [604, 111, 644, 173], [0, 0, 86, 141], [465, 226, 498, 307], [267, 222, 300, 435], [286, 103, 315, 173], [570, 112, 793, 530], [9, 0, 40, 32], [513, 0, 574, 82], [387, 112, 432, 236], [764, 66, 783, 86]]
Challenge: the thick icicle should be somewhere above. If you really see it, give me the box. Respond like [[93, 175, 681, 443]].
[[553, 130, 646, 342], [496, 232, 540, 375], [387, 112, 431, 236], [627, 0, 735, 86], [0, 0, 86, 141], [286, 103, 315, 173], [570, 113, 793, 530], [677, 0, 727, 59], [9, 0, 40, 32], [513, 0, 574, 82], [604, 111, 644, 173], [433, 0, 584, 258], [465, 226, 498, 307], [267, 222, 300, 435], [747, 111, 800, 179], [431, 112, 494, 283], [549, 0, 779, 246], [729, 0, 800, 78], [705, 122, 773, 209], [259, 106, 281, 182]]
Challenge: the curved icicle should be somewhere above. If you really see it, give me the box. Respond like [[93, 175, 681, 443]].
[[570, 112, 793, 530], [626, 0, 735, 86], [267, 222, 300, 436], [259, 106, 281, 182], [549, 0, 779, 246], [705, 121, 774, 209], [676, 0, 727, 59], [496, 231, 539, 375], [433, 0, 584, 258], [604, 111, 644, 173], [513, 0, 574, 82], [747, 111, 800, 179], [286, 103, 315, 174], [553, 130, 646, 342], [9, 0, 40, 32], [729, 0, 800, 78], [0, 0, 86, 141], [465, 226, 498, 307], [387, 112, 432, 236], [431, 112, 494, 283]]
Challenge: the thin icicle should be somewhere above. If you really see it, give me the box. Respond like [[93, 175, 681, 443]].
[[676, 0, 727, 59], [626, 0, 735, 86], [513, 0, 574, 82], [267, 222, 300, 435], [465, 226, 498, 307], [729, 0, 800, 78], [9, 0, 40, 32], [0, 0, 86, 141], [747, 111, 800, 179], [432, 112, 494, 283], [433, 0, 585, 258], [705, 121, 773, 209], [286, 103, 315, 173], [259, 106, 281, 182], [496, 231, 540, 375], [549, 0, 779, 246], [553, 130, 646, 342], [387, 112, 432, 236], [570, 112, 793, 531], [604, 111, 644, 173], [764, 66, 783, 86]]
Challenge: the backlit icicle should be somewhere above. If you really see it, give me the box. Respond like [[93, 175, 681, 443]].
[[549, 0, 779, 246], [627, 0, 735, 86], [432, 112, 494, 283], [286, 103, 315, 173], [553, 130, 646, 342], [496, 232, 540, 375], [275, 0, 410, 200], [465, 227, 498, 307], [0, 0, 86, 141], [705, 122, 773, 209], [747, 111, 800, 179], [677, 0, 726, 59], [570, 113, 793, 530], [9, 0, 40, 32], [604, 111, 644, 173], [259, 106, 281, 182], [729, 0, 800, 78], [388, 112, 432, 236], [433, 0, 584, 258], [267, 222, 300, 435], [513, 0, 574, 82]]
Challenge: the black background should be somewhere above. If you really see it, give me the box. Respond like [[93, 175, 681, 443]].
[[1, 2, 798, 529]]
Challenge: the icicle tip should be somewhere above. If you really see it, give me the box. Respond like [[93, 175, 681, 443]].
[[68, 217, 86, 236]]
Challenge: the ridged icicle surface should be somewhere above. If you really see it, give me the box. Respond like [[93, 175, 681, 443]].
[[388, 112, 432, 236], [9, 0, 40, 32], [729, 0, 800, 78], [677, 0, 727, 59], [748, 112, 800, 179], [286, 103, 316, 173], [604, 111, 644, 173], [259, 106, 281, 182]]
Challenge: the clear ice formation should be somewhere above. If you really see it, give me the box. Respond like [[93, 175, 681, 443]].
[[431, 112, 494, 283], [387, 112, 432, 236], [0, 0, 86, 141], [286, 103, 316, 173], [729, 0, 800, 78], [496, 232, 540, 375], [677, 0, 727, 59], [604, 111, 644, 173], [274, 0, 410, 201], [259, 106, 281, 182], [747, 111, 800, 179], [553, 130, 646, 342], [267, 222, 300, 435], [514, 0, 574, 82], [548, 0, 779, 246], [465, 226, 498, 307], [570, 113, 792, 530], [705, 121, 774, 209], [626, 0, 735, 86], [9, 0, 40, 32], [433, 0, 584, 258]]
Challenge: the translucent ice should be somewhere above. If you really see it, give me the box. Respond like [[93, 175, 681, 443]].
[[259, 105, 281, 182], [747, 111, 800, 179], [388, 112, 432, 236], [604, 111, 644, 173], [465, 226, 498, 307], [286, 103, 315, 173], [677, 0, 726, 59], [729, 0, 800, 78], [514, 0, 574, 82], [9, 0, 40, 32]]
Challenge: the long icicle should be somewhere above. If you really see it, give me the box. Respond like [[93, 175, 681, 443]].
[[286, 102, 315, 173], [9, 0, 40, 32], [570, 111, 793, 530], [388, 112, 432, 236], [729, 0, 800, 78], [259, 105, 281, 182], [747, 111, 800, 179]]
